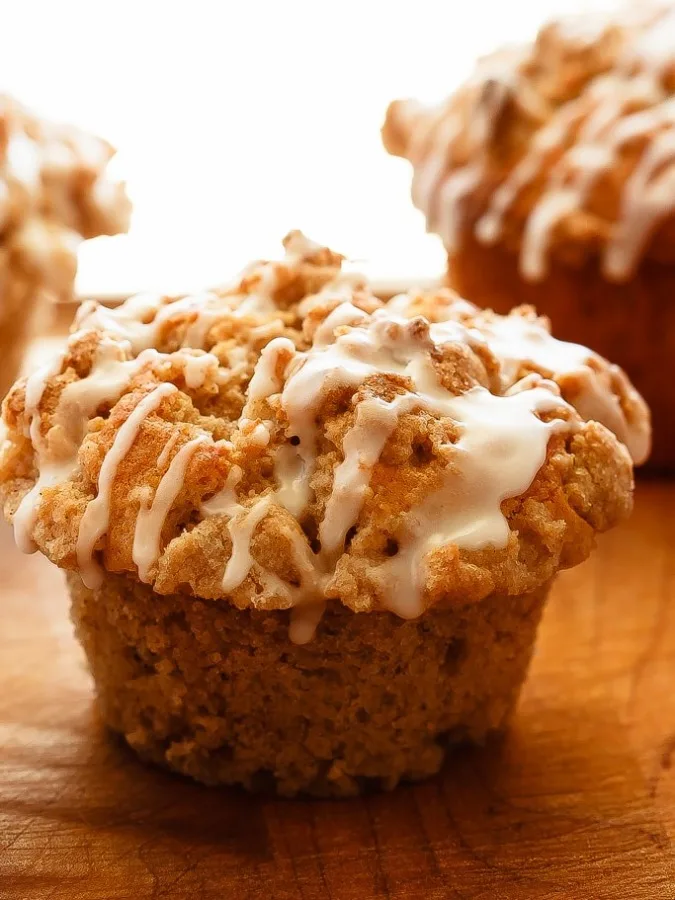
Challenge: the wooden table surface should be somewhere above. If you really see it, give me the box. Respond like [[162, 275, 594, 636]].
[[1, 481, 674, 900]]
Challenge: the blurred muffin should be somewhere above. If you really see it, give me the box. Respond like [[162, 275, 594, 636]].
[[0, 94, 130, 398], [0, 234, 647, 796], [383, 4, 675, 469]]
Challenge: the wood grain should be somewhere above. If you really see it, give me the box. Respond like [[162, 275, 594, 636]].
[[1, 482, 674, 900]]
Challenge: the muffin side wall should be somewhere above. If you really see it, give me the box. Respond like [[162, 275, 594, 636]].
[[68, 572, 551, 797]]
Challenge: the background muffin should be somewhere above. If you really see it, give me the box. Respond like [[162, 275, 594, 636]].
[[383, 5, 675, 470], [0, 235, 646, 796], [0, 94, 130, 398]]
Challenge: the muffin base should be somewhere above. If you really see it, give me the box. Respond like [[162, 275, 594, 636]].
[[68, 572, 551, 797], [449, 236, 672, 471]]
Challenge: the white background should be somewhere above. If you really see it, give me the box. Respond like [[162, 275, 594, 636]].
[[2, 0, 617, 295]]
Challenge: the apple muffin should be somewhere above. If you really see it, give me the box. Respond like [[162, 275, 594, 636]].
[[0, 234, 648, 796]]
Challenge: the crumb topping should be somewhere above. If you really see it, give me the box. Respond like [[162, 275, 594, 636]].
[[0, 234, 645, 640]]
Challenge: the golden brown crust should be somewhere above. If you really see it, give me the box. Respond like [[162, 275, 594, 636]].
[[0, 236, 641, 615]]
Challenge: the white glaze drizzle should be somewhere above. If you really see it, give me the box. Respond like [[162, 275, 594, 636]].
[[201, 456, 329, 633], [411, 112, 464, 228], [249, 422, 271, 447], [272, 443, 311, 518], [13, 301, 575, 641], [72, 240, 327, 357], [201, 466, 271, 593], [246, 338, 295, 402], [318, 394, 413, 558], [394, 293, 649, 464], [76, 383, 177, 589], [132, 435, 208, 583], [375, 384, 565, 618], [220, 497, 274, 592], [12, 329, 224, 560], [312, 301, 370, 346], [222, 310, 574, 633], [74, 292, 224, 354], [475, 94, 605, 246], [13, 338, 167, 553], [467, 314, 649, 463], [605, 115, 675, 278], [156, 430, 181, 470], [288, 600, 327, 646], [181, 352, 219, 389], [468, 313, 592, 382], [13, 353, 68, 553], [7, 131, 42, 189]]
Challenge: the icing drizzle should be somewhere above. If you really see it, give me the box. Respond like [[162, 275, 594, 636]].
[[201, 306, 574, 639], [77, 383, 177, 589], [448, 309, 650, 464], [133, 435, 209, 583]]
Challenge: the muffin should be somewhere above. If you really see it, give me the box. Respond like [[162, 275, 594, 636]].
[[383, 4, 675, 469], [0, 94, 130, 398], [0, 233, 648, 797]]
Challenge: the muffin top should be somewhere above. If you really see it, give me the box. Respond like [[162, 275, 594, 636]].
[[383, 5, 675, 281], [0, 234, 648, 641], [0, 93, 130, 299]]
